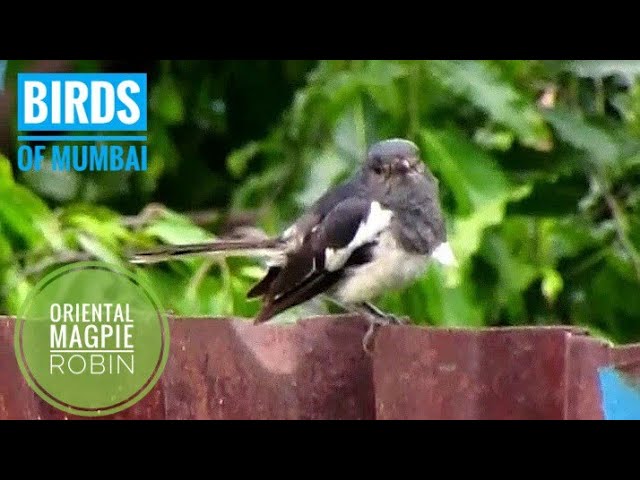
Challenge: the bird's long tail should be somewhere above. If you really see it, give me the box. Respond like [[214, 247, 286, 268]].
[[129, 238, 286, 264]]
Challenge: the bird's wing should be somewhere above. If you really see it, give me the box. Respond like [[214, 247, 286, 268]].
[[252, 197, 394, 323], [277, 177, 364, 244]]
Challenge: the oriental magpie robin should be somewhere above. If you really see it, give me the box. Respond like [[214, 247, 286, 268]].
[[132, 138, 456, 349]]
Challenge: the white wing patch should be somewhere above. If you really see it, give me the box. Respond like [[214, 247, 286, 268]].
[[282, 224, 297, 239], [324, 201, 393, 272], [432, 242, 457, 266]]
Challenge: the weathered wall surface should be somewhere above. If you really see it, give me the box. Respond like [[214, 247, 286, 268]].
[[1, 316, 638, 420]]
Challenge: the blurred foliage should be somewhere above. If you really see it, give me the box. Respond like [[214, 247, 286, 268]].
[[1, 60, 640, 343]]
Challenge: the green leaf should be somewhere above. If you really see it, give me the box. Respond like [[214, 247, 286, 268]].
[[148, 124, 180, 173], [541, 267, 564, 304], [422, 128, 511, 213], [295, 148, 350, 208], [451, 196, 526, 267], [150, 75, 185, 124], [230, 275, 260, 317], [538, 218, 599, 264], [0, 231, 13, 262], [0, 154, 14, 186], [134, 268, 190, 314], [428, 60, 552, 150], [144, 211, 213, 245], [226, 141, 261, 178], [209, 288, 235, 316], [20, 164, 80, 202], [360, 60, 407, 118], [3, 267, 32, 315], [64, 209, 128, 250], [571, 252, 640, 342], [60, 203, 121, 223], [239, 264, 268, 281], [543, 109, 620, 166], [333, 101, 368, 161], [3, 183, 50, 217], [481, 231, 538, 294], [231, 164, 291, 210], [422, 265, 484, 327], [0, 183, 52, 248], [565, 60, 640, 81], [0, 60, 6, 90], [76, 234, 121, 265], [421, 128, 531, 264], [508, 174, 588, 217], [473, 127, 515, 151]]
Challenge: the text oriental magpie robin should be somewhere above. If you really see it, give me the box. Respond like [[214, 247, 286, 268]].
[[132, 138, 456, 349]]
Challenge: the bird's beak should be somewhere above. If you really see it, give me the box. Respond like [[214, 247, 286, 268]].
[[392, 158, 412, 175]]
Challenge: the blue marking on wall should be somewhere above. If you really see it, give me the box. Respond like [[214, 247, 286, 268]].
[[598, 367, 640, 420]]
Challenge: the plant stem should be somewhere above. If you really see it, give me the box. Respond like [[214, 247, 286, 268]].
[[565, 247, 610, 278], [595, 77, 606, 116], [594, 173, 640, 283], [22, 251, 96, 277], [408, 62, 420, 141], [217, 257, 232, 293], [605, 192, 640, 282], [355, 96, 366, 154], [186, 258, 215, 301]]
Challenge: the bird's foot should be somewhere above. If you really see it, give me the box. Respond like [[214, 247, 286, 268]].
[[362, 322, 381, 354], [360, 305, 410, 353], [360, 302, 410, 325], [379, 313, 410, 325]]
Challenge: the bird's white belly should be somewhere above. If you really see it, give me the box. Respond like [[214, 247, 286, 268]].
[[334, 230, 429, 304]]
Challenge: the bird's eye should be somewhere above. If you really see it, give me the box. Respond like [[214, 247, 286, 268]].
[[373, 166, 383, 175]]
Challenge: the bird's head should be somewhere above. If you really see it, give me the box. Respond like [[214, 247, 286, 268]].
[[362, 138, 438, 205], [365, 138, 422, 175]]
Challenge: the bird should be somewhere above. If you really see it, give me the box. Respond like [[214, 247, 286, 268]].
[[131, 138, 456, 350]]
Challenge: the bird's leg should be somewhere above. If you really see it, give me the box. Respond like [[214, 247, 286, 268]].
[[359, 301, 410, 326], [357, 302, 410, 354], [361, 321, 382, 354], [322, 296, 409, 353]]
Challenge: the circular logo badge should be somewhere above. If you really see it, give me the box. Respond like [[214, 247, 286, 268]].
[[14, 261, 169, 417]]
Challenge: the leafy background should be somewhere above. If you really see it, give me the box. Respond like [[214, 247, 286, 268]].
[[1, 60, 639, 343]]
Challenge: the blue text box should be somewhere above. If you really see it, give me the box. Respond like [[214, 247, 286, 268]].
[[17, 73, 147, 132]]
